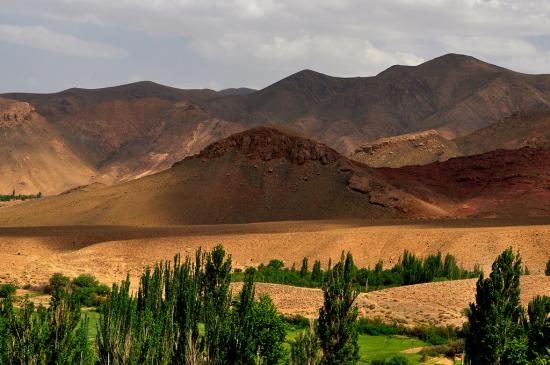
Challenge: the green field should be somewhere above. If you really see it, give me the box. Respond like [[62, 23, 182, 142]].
[[86, 313, 428, 364]]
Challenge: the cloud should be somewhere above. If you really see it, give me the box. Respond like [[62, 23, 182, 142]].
[[0, 24, 126, 59], [1, 0, 550, 92]]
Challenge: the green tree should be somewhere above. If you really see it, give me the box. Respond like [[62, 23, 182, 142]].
[[203, 245, 233, 365], [1, 284, 93, 364], [527, 296, 550, 360], [288, 320, 321, 365], [300, 257, 309, 278], [317, 252, 360, 365], [228, 268, 258, 365], [252, 295, 286, 365], [464, 247, 525, 365], [311, 260, 323, 284], [0, 284, 16, 298]]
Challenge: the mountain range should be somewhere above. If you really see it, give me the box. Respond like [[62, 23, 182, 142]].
[[2, 53, 550, 196]]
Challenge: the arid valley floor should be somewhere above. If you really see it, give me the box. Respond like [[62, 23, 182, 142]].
[[2, 218, 549, 327]]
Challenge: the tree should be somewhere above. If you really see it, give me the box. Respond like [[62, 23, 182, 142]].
[[300, 257, 309, 278], [1, 284, 93, 364], [311, 260, 323, 284], [317, 252, 360, 365], [46, 272, 70, 296], [527, 296, 550, 360], [228, 268, 259, 365], [252, 295, 286, 365], [464, 248, 525, 365], [288, 320, 321, 365], [203, 245, 233, 365]]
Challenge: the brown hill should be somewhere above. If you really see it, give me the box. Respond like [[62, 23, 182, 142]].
[[2, 127, 550, 226], [377, 147, 550, 217], [0, 127, 421, 226], [0, 97, 98, 195], [350, 130, 462, 167], [456, 110, 550, 155]]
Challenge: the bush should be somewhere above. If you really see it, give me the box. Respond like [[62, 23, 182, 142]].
[[0, 284, 16, 298], [44, 273, 109, 306], [357, 318, 398, 336], [44, 272, 70, 295], [371, 355, 411, 365], [419, 339, 464, 358], [71, 274, 109, 307], [283, 314, 311, 329]]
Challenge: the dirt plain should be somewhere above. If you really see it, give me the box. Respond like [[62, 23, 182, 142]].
[[1, 218, 549, 326]]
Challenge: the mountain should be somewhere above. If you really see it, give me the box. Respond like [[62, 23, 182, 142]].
[[455, 110, 550, 155], [203, 54, 550, 153], [219, 87, 257, 96], [377, 147, 550, 217], [1, 127, 549, 226], [4, 82, 244, 186], [3, 54, 550, 194], [349, 130, 462, 167], [0, 97, 98, 195], [0, 127, 414, 226]]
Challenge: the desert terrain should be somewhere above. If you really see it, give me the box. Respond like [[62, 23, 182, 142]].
[[1, 218, 549, 326]]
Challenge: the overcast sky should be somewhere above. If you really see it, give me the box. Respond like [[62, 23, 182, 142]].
[[1, 0, 549, 93]]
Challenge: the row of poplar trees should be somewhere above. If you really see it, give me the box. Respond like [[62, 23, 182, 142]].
[[0, 246, 363, 365]]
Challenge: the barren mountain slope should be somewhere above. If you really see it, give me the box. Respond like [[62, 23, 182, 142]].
[[204, 54, 550, 153], [4, 83, 244, 185], [456, 111, 550, 155], [378, 147, 550, 217], [0, 127, 425, 226], [350, 130, 462, 167], [2, 54, 550, 193], [0, 97, 98, 195], [2, 127, 550, 225]]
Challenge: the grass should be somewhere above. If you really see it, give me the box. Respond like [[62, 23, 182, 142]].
[[285, 326, 427, 364], [85, 313, 430, 364]]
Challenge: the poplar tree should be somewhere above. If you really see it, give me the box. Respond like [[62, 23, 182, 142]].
[[317, 252, 359, 365], [464, 248, 525, 365]]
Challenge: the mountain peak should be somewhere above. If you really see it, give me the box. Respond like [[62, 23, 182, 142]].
[[419, 53, 502, 71], [194, 126, 342, 165]]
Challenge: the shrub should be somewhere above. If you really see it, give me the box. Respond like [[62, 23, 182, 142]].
[[0, 284, 16, 298], [385, 356, 411, 365], [371, 355, 411, 365], [44, 272, 70, 295], [284, 314, 311, 329], [356, 318, 398, 336]]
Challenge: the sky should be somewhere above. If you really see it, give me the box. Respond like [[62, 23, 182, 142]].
[[0, 0, 549, 93]]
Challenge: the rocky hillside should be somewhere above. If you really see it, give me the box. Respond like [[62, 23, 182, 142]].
[[3, 54, 550, 194], [350, 130, 462, 167], [377, 147, 550, 217], [0, 97, 98, 195], [456, 111, 550, 155], [203, 54, 550, 154], [1, 127, 549, 226]]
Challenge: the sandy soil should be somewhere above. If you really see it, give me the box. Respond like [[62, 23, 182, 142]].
[[1, 219, 549, 325], [237, 275, 550, 327]]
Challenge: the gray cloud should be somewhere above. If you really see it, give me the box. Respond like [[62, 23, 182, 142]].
[[1, 0, 549, 92], [0, 24, 126, 59]]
